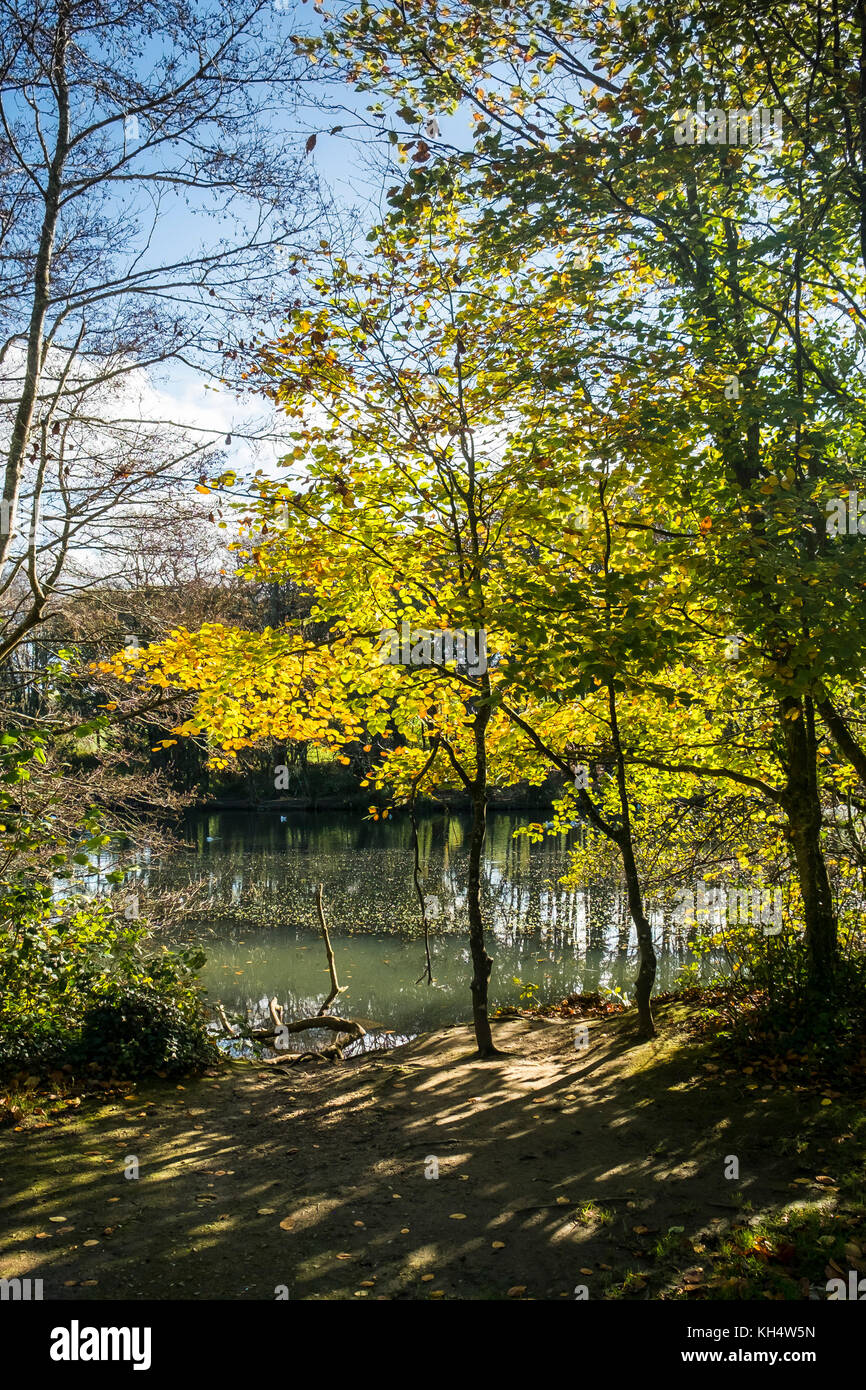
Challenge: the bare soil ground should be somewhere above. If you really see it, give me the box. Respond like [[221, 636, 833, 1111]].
[[0, 1004, 857, 1300]]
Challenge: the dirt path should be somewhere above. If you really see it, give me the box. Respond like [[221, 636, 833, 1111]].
[[0, 1006, 852, 1300]]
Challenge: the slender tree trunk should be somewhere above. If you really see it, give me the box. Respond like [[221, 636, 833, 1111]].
[[410, 738, 440, 986], [467, 784, 497, 1055], [788, 811, 836, 985], [621, 836, 657, 1038], [466, 687, 503, 1058], [0, 5, 69, 577], [607, 683, 656, 1037], [781, 697, 837, 988]]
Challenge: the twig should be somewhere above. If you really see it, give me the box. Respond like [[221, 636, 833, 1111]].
[[410, 735, 440, 984], [253, 1015, 365, 1038], [315, 882, 346, 1015], [214, 1001, 237, 1037]]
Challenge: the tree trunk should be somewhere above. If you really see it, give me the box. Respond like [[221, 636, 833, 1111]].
[[0, 6, 69, 578], [466, 687, 503, 1058], [788, 808, 837, 986], [781, 697, 837, 988], [607, 683, 656, 1037], [467, 785, 497, 1056], [621, 835, 657, 1038]]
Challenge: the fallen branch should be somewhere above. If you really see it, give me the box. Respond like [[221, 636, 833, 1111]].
[[409, 738, 440, 985], [266, 1044, 347, 1067], [315, 883, 347, 1014], [214, 1002, 238, 1037], [253, 1015, 366, 1039], [212, 891, 367, 1065]]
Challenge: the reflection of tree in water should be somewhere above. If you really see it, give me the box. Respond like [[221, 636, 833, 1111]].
[[150, 809, 588, 942], [146, 810, 722, 1000], [587, 880, 615, 953]]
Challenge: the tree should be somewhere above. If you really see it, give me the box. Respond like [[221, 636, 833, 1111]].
[[98, 226, 687, 1044], [321, 0, 866, 993], [0, 0, 322, 665]]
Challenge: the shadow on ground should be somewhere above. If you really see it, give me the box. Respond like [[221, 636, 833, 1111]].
[[0, 1004, 845, 1300]]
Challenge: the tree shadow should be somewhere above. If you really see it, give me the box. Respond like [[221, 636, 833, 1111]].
[[0, 1007, 839, 1301]]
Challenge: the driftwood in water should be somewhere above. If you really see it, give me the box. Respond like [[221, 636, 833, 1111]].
[[256, 996, 363, 1066], [215, 887, 366, 1065], [215, 1001, 238, 1037], [315, 881, 347, 1014], [254, 1014, 365, 1039]]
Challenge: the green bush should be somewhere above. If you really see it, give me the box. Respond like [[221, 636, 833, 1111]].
[[0, 901, 219, 1079], [75, 983, 216, 1076], [744, 939, 866, 1068], [688, 918, 866, 1072]]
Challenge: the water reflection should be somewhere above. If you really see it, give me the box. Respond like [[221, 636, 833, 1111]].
[[137, 810, 719, 1050]]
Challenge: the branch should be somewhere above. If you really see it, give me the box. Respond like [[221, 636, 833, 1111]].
[[817, 694, 866, 785], [255, 1016, 365, 1039], [315, 882, 346, 1015]]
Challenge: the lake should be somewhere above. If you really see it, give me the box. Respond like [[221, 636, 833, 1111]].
[[136, 809, 710, 1052]]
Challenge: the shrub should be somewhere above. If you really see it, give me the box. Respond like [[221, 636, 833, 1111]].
[[687, 918, 866, 1075], [0, 900, 218, 1079]]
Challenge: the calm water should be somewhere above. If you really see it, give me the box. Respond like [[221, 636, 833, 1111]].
[[127, 809, 708, 1052]]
